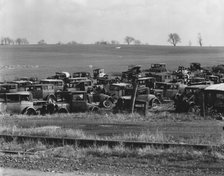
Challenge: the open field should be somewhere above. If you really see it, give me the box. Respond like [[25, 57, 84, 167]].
[[0, 44, 224, 81]]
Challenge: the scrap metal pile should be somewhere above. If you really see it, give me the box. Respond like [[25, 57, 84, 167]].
[[1, 63, 224, 116]]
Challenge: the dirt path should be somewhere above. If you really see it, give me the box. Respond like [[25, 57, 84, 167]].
[[0, 167, 119, 176]]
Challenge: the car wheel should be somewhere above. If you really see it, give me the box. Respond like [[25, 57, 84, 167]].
[[25, 108, 37, 115], [102, 99, 113, 109], [90, 106, 99, 112], [58, 108, 68, 114], [151, 99, 160, 107]]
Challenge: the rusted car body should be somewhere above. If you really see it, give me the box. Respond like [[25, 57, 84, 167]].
[[10, 80, 33, 91], [40, 79, 64, 92], [67, 79, 93, 92], [149, 63, 167, 73], [188, 77, 211, 86], [109, 83, 160, 107], [25, 84, 56, 102], [137, 77, 156, 89], [93, 68, 107, 79], [73, 72, 91, 79], [204, 83, 224, 114], [0, 83, 18, 93], [154, 82, 186, 101], [174, 84, 209, 113], [121, 65, 141, 82], [55, 91, 98, 113], [0, 92, 37, 115]]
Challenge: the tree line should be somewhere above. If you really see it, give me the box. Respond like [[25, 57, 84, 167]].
[[1, 37, 29, 45], [1, 33, 204, 46], [167, 33, 203, 47]]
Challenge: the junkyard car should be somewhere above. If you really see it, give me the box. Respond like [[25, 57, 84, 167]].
[[174, 84, 209, 113], [0, 92, 37, 115], [40, 79, 64, 92], [154, 82, 186, 102], [25, 84, 56, 103], [204, 83, 224, 114], [109, 83, 160, 108], [0, 83, 18, 93], [55, 91, 99, 113]]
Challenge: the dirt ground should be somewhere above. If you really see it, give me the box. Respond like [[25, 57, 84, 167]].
[[1, 152, 224, 176], [0, 167, 116, 176]]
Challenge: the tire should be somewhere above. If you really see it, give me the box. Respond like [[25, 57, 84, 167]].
[[47, 104, 55, 114], [102, 99, 113, 109], [35, 108, 42, 115], [58, 108, 68, 114], [89, 106, 99, 112], [151, 99, 160, 107], [24, 108, 37, 115]]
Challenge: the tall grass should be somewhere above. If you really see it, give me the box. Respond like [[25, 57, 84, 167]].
[[0, 124, 223, 145], [0, 110, 209, 124], [36, 144, 224, 161]]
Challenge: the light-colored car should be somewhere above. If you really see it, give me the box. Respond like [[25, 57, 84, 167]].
[[1, 92, 37, 115]]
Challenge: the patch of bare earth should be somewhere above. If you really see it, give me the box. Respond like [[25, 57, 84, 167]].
[[1, 152, 224, 176]]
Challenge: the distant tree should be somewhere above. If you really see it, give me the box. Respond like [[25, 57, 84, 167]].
[[167, 33, 181, 46], [67, 41, 77, 45], [95, 40, 109, 45], [198, 33, 203, 47], [189, 40, 192, 46], [16, 38, 22, 45], [38, 39, 47, 45], [124, 36, 135, 45], [21, 38, 29, 45], [134, 39, 141, 45], [111, 40, 119, 45]]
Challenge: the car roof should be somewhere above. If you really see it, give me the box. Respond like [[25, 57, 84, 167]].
[[205, 83, 224, 92], [6, 91, 31, 95], [138, 77, 154, 80], [111, 83, 132, 87], [41, 79, 63, 82], [186, 85, 209, 89], [26, 84, 53, 87]]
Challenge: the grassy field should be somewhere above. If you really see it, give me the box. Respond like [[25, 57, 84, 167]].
[[0, 44, 224, 81]]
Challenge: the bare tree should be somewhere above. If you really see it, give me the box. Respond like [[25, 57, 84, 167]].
[[16, 38, 22, 45], [111, 40, 119, 45], [134, 39, 141, 45], [167, 33, 181, 46], [22, 38, 29, 45], [189, 40, 192, 46], [38, 39, 47, 45], [198, 33, 203, 47], [124, 36, 135, 45], [95, 40, 109, 45], [67, 41, 78, 45]]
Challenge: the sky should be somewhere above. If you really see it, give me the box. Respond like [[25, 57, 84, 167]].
[[0, 0, 224, 46]]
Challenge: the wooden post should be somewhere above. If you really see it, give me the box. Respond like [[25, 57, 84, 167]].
[[144, 101, 148, 116], [131, 82, 138, 114], [201, 92, 206, 118]]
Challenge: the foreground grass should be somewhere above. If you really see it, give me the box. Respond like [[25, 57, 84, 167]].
[[0, 125, 222, 145], [0, 109, 211, 124], [1, 140, 224, 162]]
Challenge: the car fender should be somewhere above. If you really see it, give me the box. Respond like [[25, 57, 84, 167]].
[[22, 107, 37, 115], [58, 107, 69, 113]]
